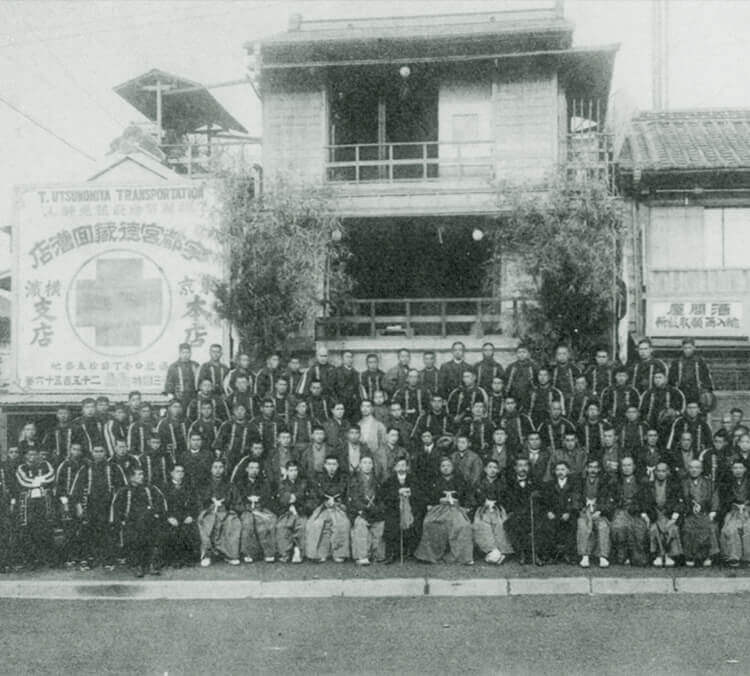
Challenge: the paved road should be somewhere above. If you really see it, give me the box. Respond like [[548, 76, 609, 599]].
[[2, 595, 750, 675]]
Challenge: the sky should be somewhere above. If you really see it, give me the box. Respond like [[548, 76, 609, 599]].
[[1, 0, 750, 233]]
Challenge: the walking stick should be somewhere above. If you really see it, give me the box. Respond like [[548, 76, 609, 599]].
[[529, 491, 536, 565]]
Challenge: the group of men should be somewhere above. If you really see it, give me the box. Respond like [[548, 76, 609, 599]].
[[3, 336, 750, 575]]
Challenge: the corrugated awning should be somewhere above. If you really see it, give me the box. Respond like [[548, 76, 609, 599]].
[[114, 68, 247, 136]]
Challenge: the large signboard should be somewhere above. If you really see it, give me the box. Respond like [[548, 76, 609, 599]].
[[649, 300, 743, 337], [13, 183, 225, 394]]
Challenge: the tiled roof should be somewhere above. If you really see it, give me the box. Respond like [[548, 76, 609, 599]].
[[619, 109, 750, 173]]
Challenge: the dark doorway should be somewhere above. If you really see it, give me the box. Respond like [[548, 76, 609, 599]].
[[346, 217, 491, 299]]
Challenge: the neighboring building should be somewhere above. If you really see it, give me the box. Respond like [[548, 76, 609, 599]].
[[248, 6, 617, 366], [619, 109, 750, 387]]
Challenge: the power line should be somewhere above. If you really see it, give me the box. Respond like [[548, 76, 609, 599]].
[[0, 92, 96, 161]]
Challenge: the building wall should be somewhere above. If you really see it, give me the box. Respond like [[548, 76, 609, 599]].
[[494, 71, 559, 183], [262, 81, 326, 182]]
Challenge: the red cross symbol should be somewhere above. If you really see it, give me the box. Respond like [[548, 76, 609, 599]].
[[75, 258, 162, 347]]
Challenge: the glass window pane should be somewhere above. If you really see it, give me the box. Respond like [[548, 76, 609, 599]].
[[723, 208, 750, 268]]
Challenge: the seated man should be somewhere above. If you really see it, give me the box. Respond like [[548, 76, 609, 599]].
[[451, 433, 483, 486], [196, 459, 242, 567], [541, 461, 580, 564], [163, 464, 200, 568], [305, 454, 350, 562], [381, 456, 422, 563], [275, 460, 309, 563], [610, 457, 650, 566], [110, 467, 166, 577], [348, 454, 385, 566], [681, 458, 719, 567], [235, 459, 277, 563], [720, 459, 750, 567], [503, 457, 545, 566], [577, 459, 612, 568], [645, 461, 683, 567], [415, 456, 474, 565], [472, 458, 513, 565]]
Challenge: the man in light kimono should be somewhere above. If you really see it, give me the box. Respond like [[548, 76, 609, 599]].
[[235, 459, 277, 563], [358, 399, 387, 455], [644, 461, 683, 567], [720, 459, 750, 567], [305, 455, 350, 562], [197, 459, 241, 567], [348, 454, 385, 565], [472, 458, 513, 564], [681, 459, 719, 567]]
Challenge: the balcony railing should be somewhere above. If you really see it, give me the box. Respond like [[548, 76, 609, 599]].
[[160, 139, 259, 178], [316, 296, 531, 340], [325, 141, 495, 184]]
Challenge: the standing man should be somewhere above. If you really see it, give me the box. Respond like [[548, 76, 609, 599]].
[[438, 341, 470, 399], [384, 349, 411, 397], [334, 350, 361, 420], [43, 406, 73, 466], [254, 353, 281, 399], [446, 369, 488, 429], [669, 338, 715, 412], [631, 338, 669, 395], [223, 353, 254, 396], [197, 344, 230, 397], [360, 354, 386, 404], [298, 347, 336, 397], [586, 348, 615, 400], [392, 369, 428, 425], [640, 370, 686, 443], [551, 345, 580, 411], [418, 350, 440, 397], [505, 343, 538, 413], [473, 342, 504, 393], [165, 343, 200, 410], [600, 366, 640, 426], [16, 447, 55, 568]]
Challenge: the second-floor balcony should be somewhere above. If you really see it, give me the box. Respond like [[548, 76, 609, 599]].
[[326, 140, 495, 184]]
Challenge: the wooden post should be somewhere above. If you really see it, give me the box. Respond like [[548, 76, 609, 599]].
[[370, 301, 376, 337], [405, 300, 411, 335], [440, 300, 447, 338]]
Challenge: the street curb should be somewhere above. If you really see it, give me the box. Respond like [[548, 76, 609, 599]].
[[2, 576, 750, 600]]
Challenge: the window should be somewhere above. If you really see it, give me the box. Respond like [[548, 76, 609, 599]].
[[649, 207, 750, 269]]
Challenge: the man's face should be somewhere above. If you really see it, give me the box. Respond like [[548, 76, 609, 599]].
[[739, 436, 750, 453], [626, 407, 639, 422], [390, 403, 403, 419], [366, 357, 379, 372], [287, 465, 300, 481], [615, 372, 628, 386], [421, 432, 433, 447], [69, 445, 83, 461], [647, 430, 659, 446], [348, 429, 361, 444], [172, 466, 186, 483], [407, 370, 419, 387], [310, 382, 322, 397], [295, 402, 308, 417], [456, 437, 469, 452], [595, 351, 608, 366], [312, 429, 325, 444], [262, 403, 274, 417], [189, 435, 203, 450], [452, 344, 465, 361], [680, 433, 693, 451], [491, 377, 504, 394], [288, 358, 301, 373], [114, 408, 127, 423], [361, 401, 373, 417], [732, 463, 747, 480], [555, 346, 569, 364], [386, 430, 400, 446], [360, 456, 374, 474], [482, 344, 494, 360], [395, 459, 408, 475], [398, 350, 410, 367], [210, 461, 224, 478], [563, 434, 577, 450], [423, 353, 435, 369], [654, 463, 669, 481], [431, 397, 443, 412], [682, 343, 695, 358], [462, 371, 475, 388], [115, 441, 128, 457], [200, 380, 213, 395], [140, 406, 151, 421], [57, 408, 70, 423], [210, 346, 222, 362], [131, 469, 145, 486], [201, 403, 214, 419], [732, 411, 744, 424], [686, 403, 699, 419], [516, 347, 529, 361], [22, 423, 36, 439], [279, 433, 291, 448], [268, 355, 280, 370], [515, 459, 529, 478], [169, 403, 182, 419], [180, 348, 192, 361], [129, 394, 142, 409], [26, 449, 39, 466], [654, 373, 666, 388], [148, 439, 161, 453], [82, 402, 95, 417], [621, 458, 635, 476], [638, 343, 652, 360], [713, 436, 728, 452], [440, 459, 453, 476], [550, 402, 562, 419], [238, 355, 250, 370], [603, 430, 615, 447], [92, 447, 106, 463], [246, 462, 261, 480], [555, 464, 569, 480], [342, 352, 353, 368], [275, 380, 289, 395], [586, 461, 600, 478], [537, 370, 550, 385], [527, 435, 541, 450], [485, 462, 499, 479], [504, 398, 517, 413], [472, 402, 485, 419], [316, 349, 329, 365], [688, 460, 702, 479], [575, 378, 588, 393], [8, 448, 19, 462], [324, 458, 338, 475], [333, 403, 345, 420], [250, 444, 264, 459], [587, 404, 600, 421]]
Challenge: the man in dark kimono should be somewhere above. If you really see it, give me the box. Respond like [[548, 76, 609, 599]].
[[186, 378, 230, 423], [392, 369, 429, 425], [43, 406, 73, 466], [384, 349, 411, 397], [410, 395, 451, 448], [667, 401, 713, 455], [551, 345, 580, 411], [640, 370, 686, 444], [224, 352, 254, 396], [586, 348, 615, 399], [681, 458, 719, 567], [333, 350, 362, 420], [418, 351, 440, 397], [197, 343, 229, 397], [601, 366, 640, 426], [297, 347, 336, 397], [163, 463, 200, 567], [473, 342, 505, 393], [72, 397, 105, 457], [610, 457, 650, 566], [305, 455, 350, 562], [360, 353, 386, 404], [165, 343, 199, 410], [668, 338, 715, 412], [644, 461, 683, 567], [630, 338, 669, 395], [438, 342, 472, 400], [381, 456, 422, 563], [128, 403, 158, 457], [254, 352, 281, 399], [505, 344, 538, 413], [156, 400, 189, 461]]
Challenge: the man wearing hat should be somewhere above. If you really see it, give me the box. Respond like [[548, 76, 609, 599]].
[[165, 343, 200, 411]]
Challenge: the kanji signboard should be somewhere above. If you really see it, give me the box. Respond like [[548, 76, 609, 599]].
[[13, 184, 225, 393], [649, 300, 743, 337]]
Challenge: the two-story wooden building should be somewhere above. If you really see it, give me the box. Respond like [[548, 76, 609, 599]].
[[248, 6, 617, 366], [619, 109, 750, 389]]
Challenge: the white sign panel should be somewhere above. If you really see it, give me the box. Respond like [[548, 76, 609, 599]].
[[649, 300, 743, 336], [14, 184, 224, 394]]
